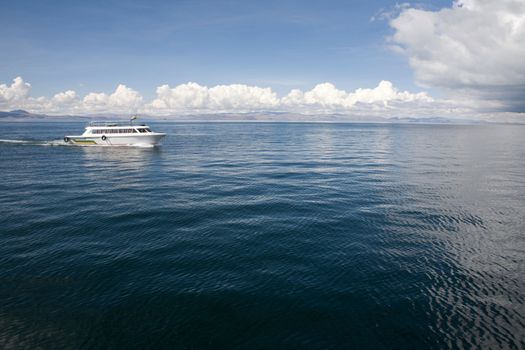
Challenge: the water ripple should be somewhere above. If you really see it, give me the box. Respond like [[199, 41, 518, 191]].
[[0, 122, 524, 349]]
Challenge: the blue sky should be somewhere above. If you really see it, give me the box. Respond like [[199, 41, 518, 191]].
[[1, 0, 449, 98], [1, 0, 523, 119]]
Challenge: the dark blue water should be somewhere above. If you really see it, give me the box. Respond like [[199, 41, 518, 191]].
[[0, 121, 524, 349]]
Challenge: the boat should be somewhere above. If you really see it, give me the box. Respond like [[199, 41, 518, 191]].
[[63, 117, 166, 146]]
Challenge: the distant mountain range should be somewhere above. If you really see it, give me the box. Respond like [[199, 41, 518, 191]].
[[0, 110, 90, 120], [0, 109, 35, 118], [0, 109, 516, 124]]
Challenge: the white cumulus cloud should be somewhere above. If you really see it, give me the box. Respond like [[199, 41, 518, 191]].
[[299, 82, 347, 106], [149, 82, 279, 111], [52, 90, 77, 105], [0, 76, 522, 121], [0, 76, 31, 103], [282, 80, 433, 111], [83, 84, 143, 112], [390, 0, 525, 111]]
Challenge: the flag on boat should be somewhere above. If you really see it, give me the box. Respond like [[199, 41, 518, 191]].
[[131, 115, 138, 120]]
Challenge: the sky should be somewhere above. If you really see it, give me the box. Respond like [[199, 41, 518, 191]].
[[0, 0, 524, 120]]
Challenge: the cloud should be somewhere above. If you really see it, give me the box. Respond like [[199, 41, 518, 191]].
[[370, 2, 411, 22], [389, 0, 525, 111], [149, 82, 279, 111], [0, 76, 522, 121], [0, 77, 31, 103], [287, 83, 347, 107], [282, 80, 433, 111], [52, 90, 77, 105], [148, 81, 433, 115], [1, 1, 523, 119], [84, 84, 143, 112]]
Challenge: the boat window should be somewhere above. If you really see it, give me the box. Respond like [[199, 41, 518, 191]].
[[89, 127, 149, 134]]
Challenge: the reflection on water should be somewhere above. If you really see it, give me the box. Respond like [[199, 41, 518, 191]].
[[77, 146, 164, 192], [0, 122, 524, 349], [80, 144, 161, 166]]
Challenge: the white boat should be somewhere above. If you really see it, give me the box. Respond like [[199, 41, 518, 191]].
[[64, 118, 166, 147]]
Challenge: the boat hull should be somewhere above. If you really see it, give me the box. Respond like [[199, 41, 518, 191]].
[[65, 133, 166, 147]]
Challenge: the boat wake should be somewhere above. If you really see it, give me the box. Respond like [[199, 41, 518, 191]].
[[0, 139, 70, 146], [0, 139, 157, 148]]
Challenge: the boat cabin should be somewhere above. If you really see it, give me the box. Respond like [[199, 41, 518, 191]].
[[88, 127, 152, 134], [84, 121, 153, 135]]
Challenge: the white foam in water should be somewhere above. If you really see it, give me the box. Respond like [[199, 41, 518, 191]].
[[0, 139, 154, 147], [132, 144, 155, 148], [0, 139, 70, 146], [0, 139, 38, 144], [44, 140, 71, 146]]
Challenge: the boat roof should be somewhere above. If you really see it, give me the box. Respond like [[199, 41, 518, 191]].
[[87, 121, 148, 127]]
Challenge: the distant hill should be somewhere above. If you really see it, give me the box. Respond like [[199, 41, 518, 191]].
[[10, 109, 30, 115], [0, 109, 37, 118], [387, 116, 488, 124], [0, 110, 85, 120], [0, 109, 519, 124]]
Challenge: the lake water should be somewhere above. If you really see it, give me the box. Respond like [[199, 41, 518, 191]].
[[0, 121, 524, 349]]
